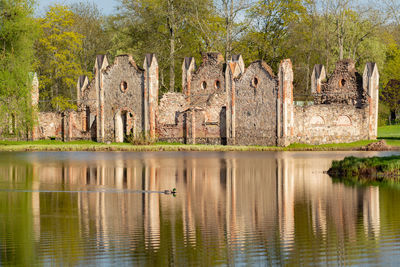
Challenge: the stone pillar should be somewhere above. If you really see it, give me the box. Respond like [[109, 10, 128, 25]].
[[192, 110, 196, 144], [144, 54, 159, 139], [363, 62, 379, 140], [225, 61, 243, 145], [182, 57, 195, 101], [94, 55, 109, 143], [31, 72, 39, 140], [230, 54, 245, 74], [184, 109, 196, 144], [311, 64, 326, 94], [76, 75, 88, 104], [68, 112, 72, 141], [278, 59, 294, 147]]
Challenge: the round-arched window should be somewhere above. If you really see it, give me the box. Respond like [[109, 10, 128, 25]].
[[201, 81, 207, 90], [252, 77, 259, 88], [215, 80, 221, 89], [120, 81, 128, 92]]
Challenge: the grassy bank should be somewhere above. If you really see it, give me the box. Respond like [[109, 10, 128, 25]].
[[0, 139, 389, 152], [327, 155, 400, 183], [1, 124, 400, 152], [378, 124, 400, 139]]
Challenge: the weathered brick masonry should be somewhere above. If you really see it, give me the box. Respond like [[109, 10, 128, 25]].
[[30, 53, 379, 146]]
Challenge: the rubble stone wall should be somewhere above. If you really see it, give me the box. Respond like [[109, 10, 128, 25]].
[[234, 61, 278, 146], [37, 112, 63, 140], [190, 53, 225, 96], [102, 55, 145, 142], [292, 104, 369, 145]]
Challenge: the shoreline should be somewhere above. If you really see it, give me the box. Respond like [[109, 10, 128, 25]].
[[327, 155, 400, 183], [1, 140, 399, 152]]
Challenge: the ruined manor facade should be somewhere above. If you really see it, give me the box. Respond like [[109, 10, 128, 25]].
[[32, 52, 379, 146]]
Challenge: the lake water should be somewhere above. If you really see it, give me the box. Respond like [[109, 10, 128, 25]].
[[1, 151, 400, 266]]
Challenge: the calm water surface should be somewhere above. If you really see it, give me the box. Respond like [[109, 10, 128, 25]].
[[1, 151, 400, 266]]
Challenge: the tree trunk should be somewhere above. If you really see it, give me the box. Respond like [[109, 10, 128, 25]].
[[168, 0, 175, 92], [224, 0, 233, 61]]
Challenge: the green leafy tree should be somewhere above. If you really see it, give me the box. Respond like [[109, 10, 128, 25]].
[[0, 0, 39, 137], [69, 1, 112, 76], [36, 4, 87, 110], [244, 0, 306, 69], [111, 0, 214, 92]]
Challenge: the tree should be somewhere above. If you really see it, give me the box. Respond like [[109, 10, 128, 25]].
[[244, 0, 305, 70], [69, 1, 112, 76], [112, 0, 212, 92], [0, 0, 38, 136], [216, 0, 253, 60], [36, 4, 86, 110]]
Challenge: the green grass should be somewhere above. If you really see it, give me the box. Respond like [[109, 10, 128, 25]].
[[0, 139, 381, 152], [378, 124, 400, 138], [328, 155, 400, 184], [0, 125, 399, 152]]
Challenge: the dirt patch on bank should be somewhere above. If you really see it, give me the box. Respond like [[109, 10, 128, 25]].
[[360, 140, 392, 151]]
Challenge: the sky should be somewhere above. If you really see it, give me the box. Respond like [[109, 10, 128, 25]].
[[36, 0, 119, 15]]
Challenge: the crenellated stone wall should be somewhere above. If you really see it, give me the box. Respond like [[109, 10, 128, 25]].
[[25, 53, 379, 147]]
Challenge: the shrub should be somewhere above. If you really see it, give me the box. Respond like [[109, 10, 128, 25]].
[[126, 131, 157, 145]]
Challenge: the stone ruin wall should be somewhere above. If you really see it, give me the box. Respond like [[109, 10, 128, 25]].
[[36, 111, 91, 141], [190, 53, 225, 96], [156, 92, 187, 142], [102, 55, 145, 143], [20, 53, 378, 147], [292, 105, 369, 145], [36, 112, 63, 140], [233, 61, 278, 146], [157, 53, 227, 145], [292, 59, 379, 145], [313, 60, 367, 106]]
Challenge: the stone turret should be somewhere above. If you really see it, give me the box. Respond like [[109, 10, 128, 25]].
[[31, 72, 39, 140], [311, 64, 326, 94], [363, 62, 379, 139], [94, 55, 109, 142], [278, 59, 294, 147], [182, 57, 195, 97], [76, 75, 89, 103], [143, 54, 159, 138], [231, 54, 245, 75]]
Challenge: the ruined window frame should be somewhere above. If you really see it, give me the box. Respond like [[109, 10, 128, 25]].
[[214, 80, 221, 90], [252, 77, 259, 88], [120, 81, 128, 93], [201, 81, 207, 90]]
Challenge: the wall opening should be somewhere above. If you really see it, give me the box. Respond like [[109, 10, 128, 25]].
[[339, 79, 346, 88], [201, 81, 207, 90], [215, 80, 221, 89], [115, 110, 135, 143], [252, 77, 259, 88], [85, 106, 90, 132], [220, 107, 227, 145], [120, 81, 128, 92]]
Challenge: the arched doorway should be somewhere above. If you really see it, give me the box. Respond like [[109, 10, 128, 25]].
[[115, 110, 135, 143]]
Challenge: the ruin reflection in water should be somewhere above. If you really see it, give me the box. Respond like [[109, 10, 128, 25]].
[[0, 151, 398, 266]]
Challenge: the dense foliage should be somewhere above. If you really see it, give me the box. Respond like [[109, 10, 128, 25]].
[[0, 0, 38, 137]]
